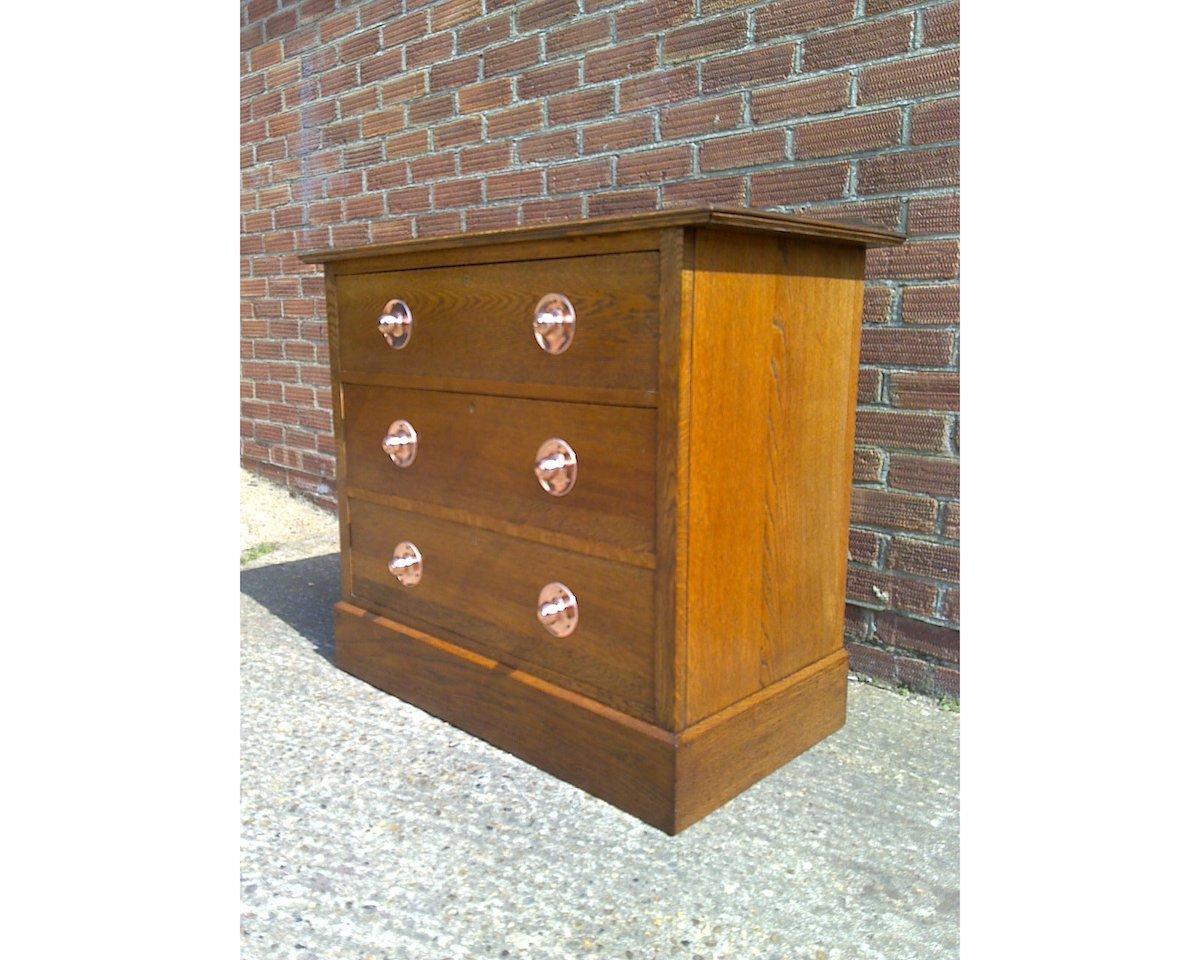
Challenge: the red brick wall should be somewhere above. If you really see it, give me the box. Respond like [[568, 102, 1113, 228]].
[[240, 0, 961, 698]]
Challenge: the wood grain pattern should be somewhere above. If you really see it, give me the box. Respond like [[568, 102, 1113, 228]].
[[682, 231, 867, 724], [342, 383, 657, 561], [334, 601, 677, 832], [303, 209, 898, 832], [675, 648, 848, 832], [335, 252, 659, 394], [300, 205, 903, 265], [347, 497, 656, 720]]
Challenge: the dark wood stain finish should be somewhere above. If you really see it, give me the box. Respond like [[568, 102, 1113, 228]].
[[304, 206, 903, 833]]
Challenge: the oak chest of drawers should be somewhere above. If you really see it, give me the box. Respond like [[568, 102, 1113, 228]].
[[301, 206, 903, 834]]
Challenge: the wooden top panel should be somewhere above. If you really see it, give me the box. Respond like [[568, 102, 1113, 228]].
[[299, 205, 904, 265]]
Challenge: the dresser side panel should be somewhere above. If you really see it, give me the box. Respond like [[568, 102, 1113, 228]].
[[324, 272, 353, 600], [683, 230, 866, 724]]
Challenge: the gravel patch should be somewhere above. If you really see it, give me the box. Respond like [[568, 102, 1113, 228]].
[[240, 470, 959, 959]]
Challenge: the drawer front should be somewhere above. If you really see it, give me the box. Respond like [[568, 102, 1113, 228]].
[[348, 497, 655, 720], [342, 384, 656, 561], [334, 252, 659, 395]]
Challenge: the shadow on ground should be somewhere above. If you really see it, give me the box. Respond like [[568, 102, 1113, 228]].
[[240, 553, 340, 662]]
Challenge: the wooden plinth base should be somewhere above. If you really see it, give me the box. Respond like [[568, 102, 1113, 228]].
[[334, 601, 848, 835]]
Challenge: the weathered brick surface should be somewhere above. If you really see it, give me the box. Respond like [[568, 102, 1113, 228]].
[[241, 0, 961, 698]]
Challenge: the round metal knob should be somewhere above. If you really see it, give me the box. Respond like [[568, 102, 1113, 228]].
[[382, 419, 418, 468], [537, 582, 578, 637], [388, 541, 422, 586], [378, 299, 412, 349], [533, 293, 575, 354], [534, 438, 577, 496]]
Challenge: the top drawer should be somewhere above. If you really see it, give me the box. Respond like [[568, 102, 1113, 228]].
[[333, 252, 660, 397]]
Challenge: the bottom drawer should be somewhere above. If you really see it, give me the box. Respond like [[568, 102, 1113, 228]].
[[347, 497, 655, 720]]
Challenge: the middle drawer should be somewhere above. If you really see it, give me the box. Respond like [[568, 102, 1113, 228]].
[[341, 383, 657, 562]]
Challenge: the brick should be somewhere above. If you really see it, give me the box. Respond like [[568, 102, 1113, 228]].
[[488, 101, 543, 138], [861, 284, 894, 325], [339, 29, 382, 63], [802, 14, 912, 70], [662, 175, 747, 206], [409, 91, 455, 125], [431, 0, 482, 30], [860, 328, 954, 367], [702, 44, 794, 93], [460, 141, 513, 173], [902, 285, 959, 324], [895, 655, 931, 691], [923, 2, 959, 47], [387, 129, 432, 158], [750, 73, 849, 122], [855, 409, 947, 452], [858, 48, 958, 104], [487, 168, 545, 200], [849, 528, 885, 565], [361, 108, 407, 139], [852, 487, 938, 532], [616, 0, 693, 41], [548, 158, 612, 193], [548, 86, 614, 125], [410, 151, 458, 181], [358, 0, 397, 25], [866, 240, 959, 281], [858, 146, 958, 195], [319, 65, 359, 98], [339, 87, 380, 116], [523, 196, 585, 222], [931, 663, 958, 698], [793, 109, 901, 159], [907, 194, 958, 236], [890, 371, 959, 410], [466, 205, 520, 230], [415, 210, 463, 236], [661, 95, 743, 140], [434, 116, 484, 149], [582, 115, 654, 153], [518, 62, 581, 100], [699, 129, 787, 171], [433, 177, 484, 207], [381, 11, 428, 45], [585, 38, 657, 83], [588, 188, 657, 216], [518, 129, 579, 162], [749, 162, 848, 205], [888, 455, 958, 498], [755, 0, 855, 41], [345, 192, 386, 219], [458, 11, 512, 51], [912, 97, 959, 145], [266, 8, 298, 40], [483, 36, 541, 77], [371, 218, 416, 243], [662, 15, 747, 64], [459, 77, 513, 113], [518, 0, 578, 31], [546, 16, 611, 57], [942, 501, 960, 540], [616, 145, 692, 184], [846, 567, 939, 616], [888, 538, 959, 583], [843, 605, 872, 643], [430, 56, 481, 92], [620, 67, 697, 111], [408, 31, 455, 69], [853, 447, 885, 483], [846, 641, 896, 682], [857, 367, 883, 403]]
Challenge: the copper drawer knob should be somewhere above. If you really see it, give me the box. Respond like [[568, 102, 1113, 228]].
[[534, 437, 577, 496], [378, 299, 412, 349], [388, 541, 422, 586], [382, 419, 418, 468], [537, 582, 578, 637], [533, 293, 575, 354]]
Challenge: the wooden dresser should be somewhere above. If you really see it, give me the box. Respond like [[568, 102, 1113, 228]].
[[301, 207, 903, 834]]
